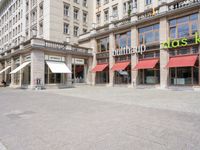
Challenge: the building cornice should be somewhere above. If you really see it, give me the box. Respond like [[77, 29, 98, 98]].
[[79, 1, 200, 43]]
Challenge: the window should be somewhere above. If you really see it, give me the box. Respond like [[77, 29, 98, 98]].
[[96, 13, 101, 24], [64, 3, 70, 16], [139, 24, 160, 45], [96, 0, 101, 7], [83, 12, 88, 23], [74, 8, 79, 20], [145, 0, 152, 5], [104, 9, 109, 22], [74, 26, 79, 36], [83, 0, 87, 7], [97, 37, 109, 52], [115, 31, 131, 49], [39, 2, 43, 17], [64, 23, 69, 34], [112, 6, 118, 18], [169, 14, 198, 39]]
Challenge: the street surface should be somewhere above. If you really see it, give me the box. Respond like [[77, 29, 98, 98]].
[[0, 86, 200, 150]]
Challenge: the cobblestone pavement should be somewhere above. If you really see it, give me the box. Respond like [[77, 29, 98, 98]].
[[0, 86, 200, 150]]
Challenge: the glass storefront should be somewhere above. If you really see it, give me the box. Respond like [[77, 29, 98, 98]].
[[169, 47, 199, 86], [96, 68, 109, 84], [45, 64, 64, 84], [139, 69, 160, 84], [22, 65, 31, 85], [170, 67, 199, 85], [114, 67, 131, 84], [72, 64, 85, 83], [14, 58, 20, 85]]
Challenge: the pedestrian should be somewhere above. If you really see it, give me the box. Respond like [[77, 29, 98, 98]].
[[1, 80, 6, 87]]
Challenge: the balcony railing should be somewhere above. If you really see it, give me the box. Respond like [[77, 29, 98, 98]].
[[168, 0, 200, 11]]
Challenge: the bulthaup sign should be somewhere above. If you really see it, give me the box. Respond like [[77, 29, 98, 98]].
[[112, 45, 146, 56]]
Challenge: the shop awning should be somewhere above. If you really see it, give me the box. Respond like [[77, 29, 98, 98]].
[[166, 55, 198, 68], [10, 61, 31, 74], [0, 66, 11, 74], [134, 58, 159, 69], [46, 61, 72, 73], [111, 61, 130, 71], [92, 64, 108, 72]]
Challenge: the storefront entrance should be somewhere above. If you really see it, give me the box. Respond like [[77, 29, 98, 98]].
[[72, 58, 85, 84]]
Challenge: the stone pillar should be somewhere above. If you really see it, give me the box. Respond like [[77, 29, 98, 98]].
[[109, 32, 115, 86], [131, 26, 139, 87], [90, 38, 97, 85], [0, 62, 3, 82], [160, 17, 169, 89], [19, 55, 23, 87], [86, 57, 93, 85], [10, 57, 15, 86], [30, 50, 45, 89], [4, 60, 8, 82], [66, 55, 72, 86]]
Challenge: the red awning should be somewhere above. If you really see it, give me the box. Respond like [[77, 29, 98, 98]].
[[92, 64, 108, 72], [111, 61, 130, 71], [134, 58, 159, 69], [166, 55, 198, 68]]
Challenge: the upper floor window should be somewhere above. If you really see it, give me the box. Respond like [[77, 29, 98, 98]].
[[74, 8, 79, 20], [74, 0, 79, 4], [96, 13, 101, 24], [97, 37, 109, 52], [96, 0, 101, 7], [83, 12, 88, 23], [64, 3, 70, 16], [169, 13, 198, 39], [145, 0, 152, 5], [83, 0, 87, 7], [139, 24, 160, 45], [104, 9, 109, 22], [115, 31, 131, 49]]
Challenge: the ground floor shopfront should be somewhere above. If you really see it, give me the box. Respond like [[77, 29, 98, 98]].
[[0, 38, 93, 89], [91, 46, 200, 88]]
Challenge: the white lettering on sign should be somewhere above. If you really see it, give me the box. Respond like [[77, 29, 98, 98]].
[[73, 58, 85, 65], [112, 45, 146, 56]]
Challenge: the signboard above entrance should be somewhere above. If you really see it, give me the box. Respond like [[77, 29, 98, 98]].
[[112, 45, 146, 56]]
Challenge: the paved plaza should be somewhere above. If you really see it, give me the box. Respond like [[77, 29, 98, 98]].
[[0, 86, 200, 150]]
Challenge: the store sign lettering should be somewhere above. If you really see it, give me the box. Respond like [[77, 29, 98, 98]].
[[161, 32, 200, 49], [112, 45, 146, 56]]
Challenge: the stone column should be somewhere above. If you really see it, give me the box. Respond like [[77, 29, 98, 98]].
[[86, 57, 93, 85], [90, 38, 97, 85], [10, 57, 15, 87], [109, 32, 115, 86], [30, 50, 45, 89], [19, 55, 23, 87], [66, 55, 72, 86], [131, 26, 139, 87], [4, 60, 8, 82], [160, 17, 169, 89], [0, 62, 3, 82]]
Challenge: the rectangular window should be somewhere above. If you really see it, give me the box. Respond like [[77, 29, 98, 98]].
[[115, 31, 131, 49], [169, 13, 198, 39], [139, 24, 160, 45], [97, 37, 109, 52]]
